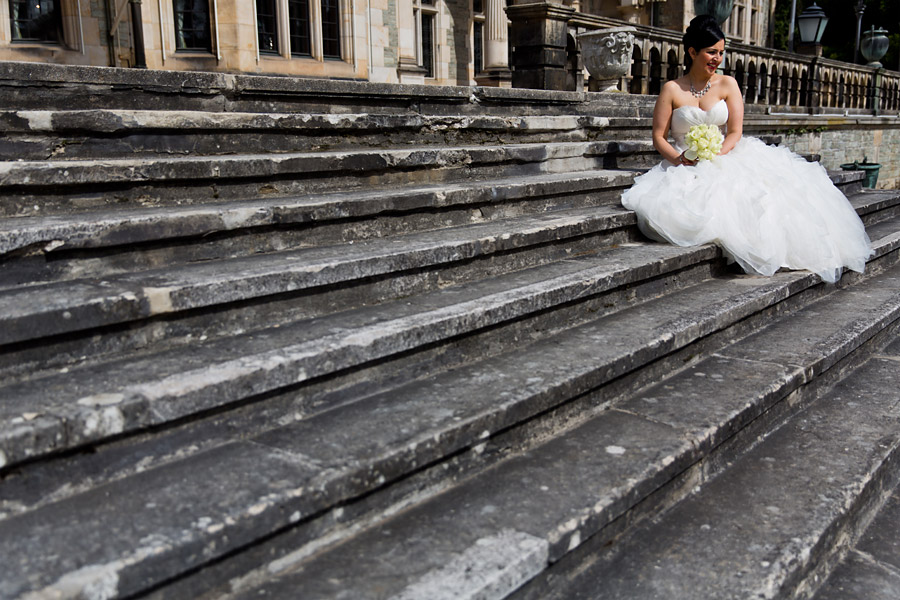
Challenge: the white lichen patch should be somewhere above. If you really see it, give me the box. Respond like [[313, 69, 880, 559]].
[[567, 530, 582, 551], [605, 445, 626, 456], [22, 562, 120, 600], [81, 407, 126, 438], [247, 502, 269, 516], [18, 110, 54, 131], [392, 530, 549, 600], [77, 393, 125, 407]]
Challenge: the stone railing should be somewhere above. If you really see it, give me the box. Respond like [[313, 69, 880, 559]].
[[568, 14, 900, 115]]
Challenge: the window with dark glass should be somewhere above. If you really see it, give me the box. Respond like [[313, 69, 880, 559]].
[[288, 0, 311, 56], [421, 12, 435, 77], [173, 0, 212, 51], [9, 0, 62, 42], [256, 0, 279, 53], [321, 0, 341, 58], [473, 22, 483, 74]]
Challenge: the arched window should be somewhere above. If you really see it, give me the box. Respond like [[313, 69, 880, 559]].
[[789, 67, 799, 106], [746, 62, 757, 104], [629, 45, 644, 95], [799, 68, 808, 107], [779, 66, 789, 105], [734, 59, 745, 99], [649, 47, 662, 96], [758, 64, 768, 104], [666, 49, 680, 82]]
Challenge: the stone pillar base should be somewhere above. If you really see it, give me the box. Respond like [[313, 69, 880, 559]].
[[506, 2, 575, 91], [397, 57, 428, 84], [475, 67, 513, 87]]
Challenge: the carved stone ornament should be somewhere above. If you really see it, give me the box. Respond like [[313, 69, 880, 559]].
[[578, 27, 636, 93]]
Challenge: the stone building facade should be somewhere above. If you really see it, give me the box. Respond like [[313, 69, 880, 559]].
[[0, 0, 771, 87]]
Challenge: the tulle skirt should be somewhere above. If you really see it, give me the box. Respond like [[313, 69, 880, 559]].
[[621, 136, 873, 283]]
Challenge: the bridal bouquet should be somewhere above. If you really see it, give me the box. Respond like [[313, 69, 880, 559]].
[[683, 124, 724, 161]]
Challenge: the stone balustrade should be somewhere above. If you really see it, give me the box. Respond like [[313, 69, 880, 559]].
[[568, 14, 900, 115]]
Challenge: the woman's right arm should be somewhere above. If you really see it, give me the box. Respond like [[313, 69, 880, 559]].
[[652, 81, 691, 165]]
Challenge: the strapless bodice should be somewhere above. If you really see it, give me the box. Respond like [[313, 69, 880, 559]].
[[671, 99, 728, 148]]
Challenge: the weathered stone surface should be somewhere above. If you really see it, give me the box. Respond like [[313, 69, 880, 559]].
[[0, 441, 318, 600], [813, 551, 900, 600], [857, 488, 900, 577], [0, 142, 624, 188], [0, 241, 715, 469], [0, 205, 635, 345], [233, 409, 691, 600], [0, 110, 612, 160], [554, 353, 900, 600], [2, 63, 900, 600], [0, 141, 655, 216], [719, 271, 900, 381], [0, 170, 635, 257]]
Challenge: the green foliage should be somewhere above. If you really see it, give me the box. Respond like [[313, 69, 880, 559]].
[[772, 0, 899, 69]]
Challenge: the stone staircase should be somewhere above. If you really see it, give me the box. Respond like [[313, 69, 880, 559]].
[[1, 62, 899, 600]]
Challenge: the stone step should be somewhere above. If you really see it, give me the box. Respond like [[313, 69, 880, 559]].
[[2, 186, 896, 463], [1, 182, 891, 354], [0, 238, 722, 470], [0, 62, 657, 116], [199, 259, 900, 600], [0, 141, 659, 217], [851, 188, 900, 226], [7, 249, 900, 600], [0, 203, 642, 371], [0, 110, 613, 160], [0, 169, 636, 280], [535, 327, 900, 600], [813, 468, 900, 600]]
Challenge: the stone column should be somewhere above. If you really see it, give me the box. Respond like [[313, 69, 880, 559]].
[[506, 1, 575, 90], [478, 0, 512, 85]]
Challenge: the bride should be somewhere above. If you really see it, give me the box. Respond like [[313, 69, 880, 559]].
[[621, 15, 872, 283]]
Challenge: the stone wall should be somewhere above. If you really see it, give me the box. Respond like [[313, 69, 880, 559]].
[[776, 126, 900, 190]]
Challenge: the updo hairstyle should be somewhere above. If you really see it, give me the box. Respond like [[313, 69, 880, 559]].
[[682, 15, 725, 69]]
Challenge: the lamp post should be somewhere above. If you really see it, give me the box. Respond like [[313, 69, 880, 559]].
[[788, 0, 797, 53], [797, 2, 828, 56], [854, 0, 865, 63], [796, 3, 828, 110]]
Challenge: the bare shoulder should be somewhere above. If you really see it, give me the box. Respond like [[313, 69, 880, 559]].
[[662, 79, 685, 94], [716, 74, 741, 92], [657, 79, 683, 105]]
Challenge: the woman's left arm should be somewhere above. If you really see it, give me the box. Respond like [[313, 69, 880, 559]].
[[720, 76, 744, 155]]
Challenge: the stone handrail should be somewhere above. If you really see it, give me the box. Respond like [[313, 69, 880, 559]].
[[569, 15, 900, 115]]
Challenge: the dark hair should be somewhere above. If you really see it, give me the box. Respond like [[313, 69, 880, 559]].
[[683, 15, 725, 68]]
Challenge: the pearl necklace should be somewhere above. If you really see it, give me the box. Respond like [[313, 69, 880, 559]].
[[690, 78, 712, 98]]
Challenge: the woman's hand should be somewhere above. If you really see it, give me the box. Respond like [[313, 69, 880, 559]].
[[677, 151, 697, 166]]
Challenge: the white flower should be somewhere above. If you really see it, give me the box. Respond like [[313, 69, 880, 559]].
[[683, 124, 724, 162]]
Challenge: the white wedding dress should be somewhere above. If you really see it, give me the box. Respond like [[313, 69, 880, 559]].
[[621, 99, 873, 283]]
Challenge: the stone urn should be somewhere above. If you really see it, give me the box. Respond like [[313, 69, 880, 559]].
[[578, 26, 636, 93], [861, 26, 890, 68], [694, 0, 735, 26]]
